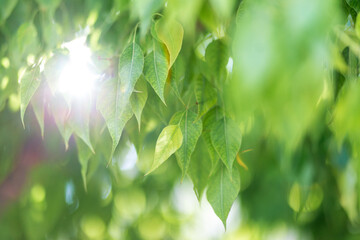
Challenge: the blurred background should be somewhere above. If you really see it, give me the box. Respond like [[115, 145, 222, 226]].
[[1, 0, 360, 239]]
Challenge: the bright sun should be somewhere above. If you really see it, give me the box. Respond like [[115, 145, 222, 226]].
[[58, 36, 97, 98]]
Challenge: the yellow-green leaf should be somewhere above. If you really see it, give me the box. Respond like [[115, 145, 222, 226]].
[[155, 17, 184, 69], [147, 125, 183, 174]]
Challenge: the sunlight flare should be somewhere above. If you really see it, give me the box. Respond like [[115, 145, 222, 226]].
[[58, 36, 97, 98]]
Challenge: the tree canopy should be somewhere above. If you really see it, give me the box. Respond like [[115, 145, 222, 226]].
[[1, 0, 360, 239]]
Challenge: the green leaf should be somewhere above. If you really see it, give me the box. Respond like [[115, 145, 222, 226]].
[[170, 110, 203, 179], [188, 137, 212, 200], [97, 78, 134, 157], [147, 125, 183, 174], [44, 53, 69, 94], [356, 15, 360, 39], [68, 102, 94, 153], [118, 41, 144, 102], [132, 0, 165, 37], [205, 40, 229, 81], [169, 61, 183, 102], [75, 136, 93, 191], [144, 39, 169, 104], [346, 0, 360, 12], [130, 76, 148, 130], [20, 66, 41, 127], [202, 108, 221, 169], [31, 86, 45, 138], [50, 96, 73, 149], [211, 117, 242, 175], [206, 163, 240, 228], [10, 23, 39, 66], [195, 75, 217, 119], [40, 12, 60, 50], [97, 41, 143, 156], [0, 0, 18, 23], [155, 17, 184, 69]]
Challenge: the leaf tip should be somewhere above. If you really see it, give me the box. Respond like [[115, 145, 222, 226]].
[[20, 111, 25, 129]]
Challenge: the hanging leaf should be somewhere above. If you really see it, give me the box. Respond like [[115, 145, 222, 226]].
[[130, 76, 148, 130], [44, 53, 69, 94], [207, 163, 240, 228], [118, 41, 144, 102], [188, 137, 212, 201], [20, 66, 41, 127], [202, 108, 221, 169], [155, 17, 184, 69], [96, 39, 143, 157], [31, 84, 46, 138], [194, 75, 217, 119], [68, 101, 94, 153], [144, 39, 169, 104], [146, 125, 183, 174], [211, 117, 242, 175], [50, 96, 73, 149], [170, 110, 203, 179], [169, 61, 184, 103], [97, 78, 134, 158], [205, 40, 229, 82], [75, 136, 93, 191]]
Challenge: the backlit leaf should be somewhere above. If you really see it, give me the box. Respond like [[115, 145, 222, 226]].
[[44, 53, 69, 94], [130, 76, 148, 130], [31, 84, 45, 138], [97, 78, 134, 157], [118, 41, 144, 102], [75, 136, 93, 191], [50, 96, 73, 149], [68, 101, 94, 153], [155, 17, 184, 69], [147, 125, 183, 174], [20, 66, 41, 127]]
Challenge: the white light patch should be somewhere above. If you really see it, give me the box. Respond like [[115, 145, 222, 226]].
[[58, 36, 97, 98]]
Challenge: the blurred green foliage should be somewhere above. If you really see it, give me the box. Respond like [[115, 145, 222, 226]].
[[1, 0, 360, 239]]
